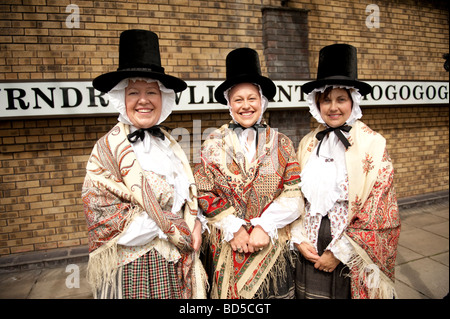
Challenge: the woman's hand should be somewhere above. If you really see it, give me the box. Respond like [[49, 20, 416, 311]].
[[230, 226, 251, 253], [192, 219, 203, 252], [314, 250, 340, 273], [248, 225, 270, 252], [295, 242, 320, 263]]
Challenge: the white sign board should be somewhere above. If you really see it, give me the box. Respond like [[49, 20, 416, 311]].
[[0, 80, 448, 119]]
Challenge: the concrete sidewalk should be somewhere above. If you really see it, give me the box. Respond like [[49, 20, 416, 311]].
[[394, 199, 449, 299], [0, 199, 448, 299]]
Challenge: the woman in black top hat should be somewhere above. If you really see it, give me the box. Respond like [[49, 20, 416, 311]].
[[291, 44, 400, 298], [194, 48, 304, 299], [82, 29, 207, 299]]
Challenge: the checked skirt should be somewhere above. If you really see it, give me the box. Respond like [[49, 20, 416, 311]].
[[122, 248, 183, 299]]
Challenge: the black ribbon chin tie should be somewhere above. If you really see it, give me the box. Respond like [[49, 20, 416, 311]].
[[315, 125, 352, 156], [228, 123, 267, 131], [229, 123, 267, 143], [127, 125, 166, 143]]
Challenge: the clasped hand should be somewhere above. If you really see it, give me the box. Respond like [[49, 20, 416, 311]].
[[295, 242, 340, 273], [230, 225, 270, 254]]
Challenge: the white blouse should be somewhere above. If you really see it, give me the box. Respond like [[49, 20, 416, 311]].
[[290, 136, 355, 264]]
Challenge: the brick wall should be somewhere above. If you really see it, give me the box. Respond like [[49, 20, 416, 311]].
[[0, 0, 448, 256], [262, 7, 310, 80], [361, 105, 449, 198], [2, 0, 447, 81], [0, 117, 116, 254], [291, 0, 450, 81]]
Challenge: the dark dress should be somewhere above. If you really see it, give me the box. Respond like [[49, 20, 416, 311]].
[[294, 216, 351, 299]]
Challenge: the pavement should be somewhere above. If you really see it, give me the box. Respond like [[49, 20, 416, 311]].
[[0, 198, 448, 299], [393, 198, 449, 299]]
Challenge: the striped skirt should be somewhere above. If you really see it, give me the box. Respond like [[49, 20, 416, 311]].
[[95, 248, 183, 299], [294, 216, 351, 299]]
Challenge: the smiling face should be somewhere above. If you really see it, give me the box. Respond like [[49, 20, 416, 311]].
[[125, 80, 162, 129], [317, 88, 353, 128], [228, 83, 262, 128]]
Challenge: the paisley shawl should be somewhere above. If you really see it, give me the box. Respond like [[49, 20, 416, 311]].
[[194, 122, 302, 299], [82, 122, 206, 298], [297, 120, 400, 299]]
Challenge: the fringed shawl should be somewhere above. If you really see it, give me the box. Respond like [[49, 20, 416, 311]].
[[82, 122, 207, 298], [297, 120, 401, 299], [194, 123, 302, 299]]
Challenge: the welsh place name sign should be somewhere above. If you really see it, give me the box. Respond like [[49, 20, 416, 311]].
[[0, 80, 448, 119]]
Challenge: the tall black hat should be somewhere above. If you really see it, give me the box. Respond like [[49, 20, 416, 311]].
[[93, 29, 187, 93], [302, 44, 372, 96], [214, 48, 276, 105]]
